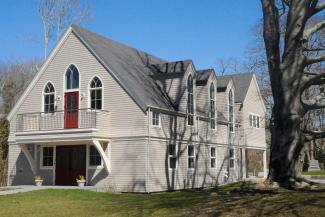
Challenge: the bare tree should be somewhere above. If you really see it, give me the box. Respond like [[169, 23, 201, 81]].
[[38, 0, 56, 59], [0, 60, 40, 114], [38, 0, 90, 59], [260, 0, 325, 187], [216, 57, 241, 76]]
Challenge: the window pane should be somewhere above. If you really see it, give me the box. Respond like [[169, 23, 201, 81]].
[[169, 145, 175, 156], [249, 115, 252, 126], [42, 147, 53, 166], [188, 158, 194, 168], [257, 117, 260, 128], [188, 115, 193, 125], [188, 145, 194, 157], [211, 147, 215, 157], [89, 146, 101, 166], [72, 68, 79, 88], [253, 116, 257, 127], [230, 159, 234, 168], [96, 100, 102, 110], [169, 157, 176, 169], [96, 90, 102, 99], [229, 148, 234, 158], [211, 159, 216, 168]]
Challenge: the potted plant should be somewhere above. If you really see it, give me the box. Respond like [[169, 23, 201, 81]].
[[76, 175, 86, 187], [34, 175, 43, 186]]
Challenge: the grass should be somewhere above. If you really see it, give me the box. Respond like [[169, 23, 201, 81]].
[[0, 182, 324, 217], [302, 170, 325, 176]]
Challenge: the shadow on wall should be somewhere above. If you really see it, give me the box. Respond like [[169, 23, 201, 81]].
[[10, 151, 34, 185]]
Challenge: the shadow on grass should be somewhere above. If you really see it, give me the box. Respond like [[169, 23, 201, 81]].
[[141, 182, 325, 217]]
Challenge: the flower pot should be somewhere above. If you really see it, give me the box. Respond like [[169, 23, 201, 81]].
[[35, 179, 43, 187], [77, 180, 86, 187]]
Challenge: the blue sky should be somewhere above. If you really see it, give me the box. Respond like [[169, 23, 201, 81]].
[[0, 0, 262, 71]]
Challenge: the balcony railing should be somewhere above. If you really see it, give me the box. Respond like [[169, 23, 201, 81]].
[[16, 109, 109, 133]]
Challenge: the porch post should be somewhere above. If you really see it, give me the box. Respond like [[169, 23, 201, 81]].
[[241, 148, 247, 179], [92, 139, 110, 173], [19, 144, 37, 175], [263, 150, 268, 178]]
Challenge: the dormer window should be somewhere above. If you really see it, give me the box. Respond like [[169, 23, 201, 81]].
[[66, 65, 79, 90], [210, 83, 216, 129], [43, 82, 55, 113], [228, 89, 234, 132], [187, 75, 194, 125]]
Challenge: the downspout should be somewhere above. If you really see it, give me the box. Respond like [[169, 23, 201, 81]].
[[146, 107, 151, 193]]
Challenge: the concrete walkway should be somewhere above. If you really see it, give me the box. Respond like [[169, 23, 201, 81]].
[[0, 185, 99, 196]]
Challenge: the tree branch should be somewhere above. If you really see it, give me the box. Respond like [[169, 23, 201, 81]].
[[304, 130, 325, 141], [303, 19, 325, 40], [311, 1, 325, 16], [305, 55, 325, 65]]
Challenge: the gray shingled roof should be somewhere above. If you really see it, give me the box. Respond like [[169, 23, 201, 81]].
[[217, 73, 254, 103], [71, 24, 175, 112], [196, 69, 214, 86], [151, 60, 192, 74]]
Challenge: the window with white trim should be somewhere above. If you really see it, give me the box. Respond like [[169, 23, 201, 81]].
[[43, 82, 55, 113], [188, 144, 195, 169], [210, 83, 216, 129], [42, 147, 53, 167], [187, 75, 194, 126], [168, 144, 177, 169], [229, 147, 235, 169], [89, 145, 101, 166], [90, 76, 102, 110], [210, 147, 216, 168], [66, 64, 79, 89], [210, 147, 216, 169], [151, 111, 160, 126], [228, 90, 234, 132], [249, 114, 260, 129]]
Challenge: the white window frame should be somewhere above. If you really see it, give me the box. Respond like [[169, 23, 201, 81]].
[[187, 73, 195, 126], [249, 113, 261, 129], [210, 146, 216, 169], [88, 75, 103, 110], [64, 64, 80, 91], [88, 145, 103, 169], [168, 143, 178, 170], [209, 82, 217, 130], [188, 144, 195, 170], [151, 111, 161, 128], [228, 89, 235, 133], [40, 146, 54, 170], [42, 81, 56, 114], [229, 147, 235, 169]]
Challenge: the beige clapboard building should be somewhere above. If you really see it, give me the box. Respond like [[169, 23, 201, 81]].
[[7, 25, 267, 192]]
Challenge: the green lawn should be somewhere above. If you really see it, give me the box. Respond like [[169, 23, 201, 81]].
[[303, 170, 325, 176], [0, 182, 324, 217]]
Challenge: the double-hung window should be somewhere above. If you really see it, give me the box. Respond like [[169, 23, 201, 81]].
[[228, 90, 234, 132], [188, 144, 195, 169], [89, 76, 102, 110], [89, 145, 102, 167], [151, 111, 160, 126], [249, 114, 260, 129], [168, 144, 177, 169], [210, 84, 216, 129], [43, 82, 55, 113], [210, 147, 216, 169], [41, 146, 53, 168], [187, 75, 194, 126], [229, 148, 235, 169]]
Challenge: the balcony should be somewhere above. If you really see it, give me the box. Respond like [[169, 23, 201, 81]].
[[15, 109, 109, 143]]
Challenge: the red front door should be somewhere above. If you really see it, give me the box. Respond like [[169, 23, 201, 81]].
[[55, 145, 86, 186], [64, 91, 79, 129]]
